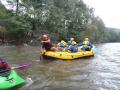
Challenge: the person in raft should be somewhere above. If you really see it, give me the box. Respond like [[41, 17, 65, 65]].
[[67, 38, 77, 46], [78, 38, 93, 51], [0, 58, 10, 73], [39, 34, 58, 52], [69, 42, 78, 52], [57, 40, 67, 51], [67, 37, 77, 51]]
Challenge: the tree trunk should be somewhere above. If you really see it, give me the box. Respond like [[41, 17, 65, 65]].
[[16, 0, 19, 16]]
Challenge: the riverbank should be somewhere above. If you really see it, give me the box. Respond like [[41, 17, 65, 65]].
[[0, 39, 41, 46]]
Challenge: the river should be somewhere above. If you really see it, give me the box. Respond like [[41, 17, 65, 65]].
[[0, 43, 120, 90]]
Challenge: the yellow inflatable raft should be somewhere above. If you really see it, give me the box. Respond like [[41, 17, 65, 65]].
[[42, 50, 94, 60]]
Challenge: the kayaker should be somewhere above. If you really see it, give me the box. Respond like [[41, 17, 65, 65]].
[[80, 38, 93, 51], [0, 58, 10, 73], [39, 34, 58, 52]]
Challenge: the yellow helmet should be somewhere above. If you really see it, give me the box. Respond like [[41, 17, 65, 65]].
[[85, 38, 89, 41], [72, 41, 77, 45]]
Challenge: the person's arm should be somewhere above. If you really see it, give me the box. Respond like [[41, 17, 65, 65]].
[[89, 42, 93, 48], [77, 42, 83, 46]]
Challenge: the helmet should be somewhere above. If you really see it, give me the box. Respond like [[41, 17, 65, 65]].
[[60, 40, 67, 46], [70, 38, 74, 41], [72, 41, 77, 45], [85, 38, 89, 41], [41, 34, 49, 41], [61, 40, 65, 43]]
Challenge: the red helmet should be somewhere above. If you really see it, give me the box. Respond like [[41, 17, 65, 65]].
[[41, 34, 49, 41]]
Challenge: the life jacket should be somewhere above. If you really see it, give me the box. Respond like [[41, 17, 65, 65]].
[[83, 41, 89, 45], [0, 63, 10, 72], [59, 43, 66, 47], [83, 41, 93, 48], [67, 41, 72, 45], [70, 46, 78, 52]]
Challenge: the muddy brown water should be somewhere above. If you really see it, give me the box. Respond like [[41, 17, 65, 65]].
[[0, 43, 120, 90]]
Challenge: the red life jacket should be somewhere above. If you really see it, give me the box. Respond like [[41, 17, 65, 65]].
[[0, 62, 10, 72]]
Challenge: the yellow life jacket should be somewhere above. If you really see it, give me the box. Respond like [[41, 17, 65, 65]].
[[83, 41, 89, 45], [82, 41, 90, 47]]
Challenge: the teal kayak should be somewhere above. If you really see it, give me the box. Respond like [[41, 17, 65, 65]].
[[0, 70, 25, 90]]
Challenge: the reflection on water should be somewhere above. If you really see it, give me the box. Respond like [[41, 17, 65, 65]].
[[0, 43, 120, 90]]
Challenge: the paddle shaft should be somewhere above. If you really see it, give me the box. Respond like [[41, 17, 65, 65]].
[[0, 64, 29, 73], [40, 45, 44, 60]]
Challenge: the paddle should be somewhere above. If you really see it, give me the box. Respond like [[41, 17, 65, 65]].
[[0, 64, 30, 73], [11, 64, 30, 69], [40, 45, 45, 60], [40, 51, 43, 60]]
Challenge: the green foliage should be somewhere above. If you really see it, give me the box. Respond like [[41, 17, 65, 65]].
[[0, 2, 32, 43], [0, 0, 119, 44], [7, 17, 32, 39]]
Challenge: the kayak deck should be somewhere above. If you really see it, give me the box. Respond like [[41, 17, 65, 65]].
[[0, 70, 25, 90]]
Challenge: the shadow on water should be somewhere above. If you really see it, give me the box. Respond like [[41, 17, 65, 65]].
[[0, 43, 120, 90]]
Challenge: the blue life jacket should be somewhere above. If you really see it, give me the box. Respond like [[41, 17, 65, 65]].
[[70, 46, 78, 52], [67, 41, 72, 45], [64, 47, 69, 51]]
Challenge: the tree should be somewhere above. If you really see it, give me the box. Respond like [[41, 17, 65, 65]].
[[0, 0, 119, 44]]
